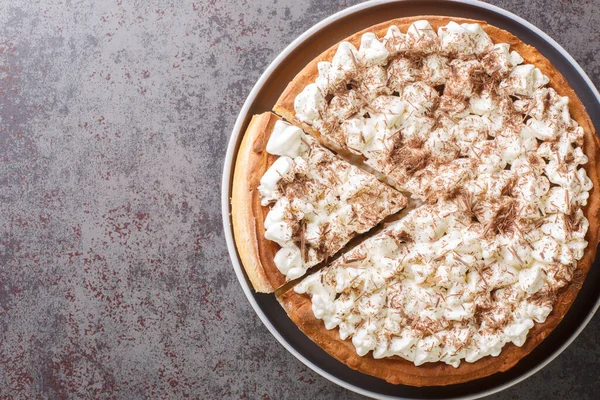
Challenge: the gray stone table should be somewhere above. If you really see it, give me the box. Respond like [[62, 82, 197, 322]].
[[0, 0, 598, 398]]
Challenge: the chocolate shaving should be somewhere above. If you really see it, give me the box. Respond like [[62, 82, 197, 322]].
[[508, 245, 524, 265], [386, 229, 414, 245], [326, 165, 343, 185], [484, 198, 517, 236], [389, 146, 430, 175], [501, 176, 517, 197], [343, 252, 368, 264], [565, 209, 581, 234], [452, 251, 469, 268], [298, 219, 307, 261], [459, 192, 480, 219], [405, 136, 426, 149]]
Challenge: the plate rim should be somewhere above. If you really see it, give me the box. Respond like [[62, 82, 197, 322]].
[[220, 1, 600, 399]]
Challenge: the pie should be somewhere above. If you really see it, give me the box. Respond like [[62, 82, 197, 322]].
[[231, 16, 600, 386]]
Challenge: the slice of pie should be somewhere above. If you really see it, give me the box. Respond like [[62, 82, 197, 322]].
[[232, 15, 600, 386], [232, 112, 407, 292]]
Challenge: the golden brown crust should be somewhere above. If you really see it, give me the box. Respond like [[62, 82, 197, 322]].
[[232, 112, 286, 293], [274, 16, 600, 386]]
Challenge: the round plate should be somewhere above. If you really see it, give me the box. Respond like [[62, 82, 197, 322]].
[[221, 1, 600, 398]]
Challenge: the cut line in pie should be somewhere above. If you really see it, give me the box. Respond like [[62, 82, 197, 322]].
[[231, 15, 600, 386]]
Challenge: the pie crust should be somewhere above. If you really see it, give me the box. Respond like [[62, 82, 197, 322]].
[[232, 113, 285, 293]]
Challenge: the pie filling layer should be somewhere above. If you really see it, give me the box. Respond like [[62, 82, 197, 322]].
[[259, 20, 593, 367]]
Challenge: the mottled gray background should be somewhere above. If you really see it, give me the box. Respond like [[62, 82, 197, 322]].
[[0, 0, 598, 398]]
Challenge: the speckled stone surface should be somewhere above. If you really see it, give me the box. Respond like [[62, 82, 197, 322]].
[[0, 0, 598, 398]]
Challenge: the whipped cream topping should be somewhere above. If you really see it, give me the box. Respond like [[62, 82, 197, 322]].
[[294, 19, 558, 201], [258, 120, 407, 281], [292, 20, 593, 367], [438, 21, 493, 55]]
